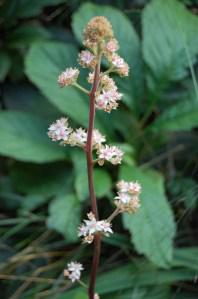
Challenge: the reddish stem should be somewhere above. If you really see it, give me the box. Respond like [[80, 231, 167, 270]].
[[86, 55, 101, 299]]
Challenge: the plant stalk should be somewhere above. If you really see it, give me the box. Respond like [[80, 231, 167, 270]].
[[86, 54, 101, 299]]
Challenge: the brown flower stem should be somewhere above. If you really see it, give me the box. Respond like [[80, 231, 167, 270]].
[[107, 208, 120, 222], [86, 53, 101, 299], [88, 234, 101, 299]]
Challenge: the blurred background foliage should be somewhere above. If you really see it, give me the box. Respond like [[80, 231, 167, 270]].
[[0, 0, 198, 298]]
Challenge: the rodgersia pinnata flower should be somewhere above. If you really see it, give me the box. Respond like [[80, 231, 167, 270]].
[[78, 50, 96, 68], [78, 212, 113, 244], [48, 16, 141, 298], [97, 145, 123, 165], [48, 118, 72, 142], [58, 68, 79, 87], [115, 180, 141, 213], [64, 261, 84, 283]]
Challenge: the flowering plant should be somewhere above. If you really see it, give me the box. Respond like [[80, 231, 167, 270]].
[[48, 16, 141, 299]]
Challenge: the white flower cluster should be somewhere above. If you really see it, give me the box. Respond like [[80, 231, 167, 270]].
[[58, 68, 79, 87], [48, 118, 123, 165], [48, 118, 72, 141], [78, 50, 96, 68], [97, 145, 123, 165], [64, 261, 84, 282], [115, 180, 141, 213], [78, 212, 113, 244]]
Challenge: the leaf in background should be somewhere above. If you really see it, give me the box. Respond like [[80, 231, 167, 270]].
[[111, 286, 170, 299], [10, 162, 72, 197], [25, 42, 89, 126], [0, 0, 66, 19], [72, 150, 112, 201], [0, 51, 11, 81], [120, 165, 176, 268], [0, 111, 66, 163], [150, 98, 198, 132], [7, 24, 51, 48], [61, 262, 196, 299], [72, 3, 143, 109], [143, 0, 198, 92], [173, 247, 198, 271], [47, 194, 81, 241], [4, 83, 60, 120]]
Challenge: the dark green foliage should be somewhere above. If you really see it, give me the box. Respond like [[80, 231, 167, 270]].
[[0, 0, 198, 298]]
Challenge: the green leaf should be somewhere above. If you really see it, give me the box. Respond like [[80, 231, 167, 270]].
[[72, 150, 112, 201], [173, 247, 198, 271], [60, 262, 196, 298], [47, 194, 81, 241], [72, 3, 143, 106], [25, 42, 89, 126], [0, 111, 66, 163], [150, 98, 198, 132], [8, 24, 51, 48], [143, 0, 198, 92], [120, 165, 176, 268], [0, 0, 66, 19], [0, 51, 11, 81], [94, 168, 112, 198], [11, 162, 72, 197]]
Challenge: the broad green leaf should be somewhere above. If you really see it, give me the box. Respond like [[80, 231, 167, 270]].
[[72, 3, 143, 106], [47, 194, 81, 241], [8, 24, 51, 48], [150, 98, 198, 131], [72, 150, 112, 201], [11, 162, 72, 197], [25, 42, 89, 126], [4, 83, 60, 119], [0, 51, 11, 81], [0, 0, 66, 19], [0, 111, 66, 163], [121, 165, 176, 268], [143, 0, 198, 92]]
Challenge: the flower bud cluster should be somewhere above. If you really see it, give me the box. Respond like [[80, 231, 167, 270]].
[[64, 261, 84, 283], [115, 180, 141, 213], [78, 212, 113, 244]]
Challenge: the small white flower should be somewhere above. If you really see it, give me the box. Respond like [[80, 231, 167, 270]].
[[69, 128, 87, 147], [48, 118, 72, 142], [78, 50, 96, 68], [111, 54, 129, 76], [78, 212, 113, 244], [69, 128, 105, 148], [93, 129, 106, 148], [64, 261, 84, 283], [58, 68, 79, 87], [95, 89, 122, 112], [97, 145, 123, 165], [115, 180, 141, 213], [106, 38, 119, 53]]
